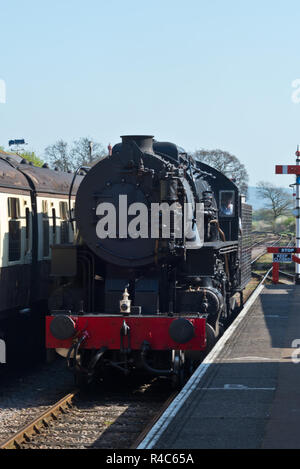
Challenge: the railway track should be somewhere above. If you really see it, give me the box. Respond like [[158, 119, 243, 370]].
[[251, 234, 294, 274], [246, 233, 295, 299], [251, 233, 295, 260], [0, 375, 176, 450], [251, 234, 283, 264], [0, 392, 77, 449]]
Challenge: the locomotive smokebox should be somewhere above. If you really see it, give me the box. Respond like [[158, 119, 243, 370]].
[[75, 134, 202, 268], [75, 135, 163, 267]]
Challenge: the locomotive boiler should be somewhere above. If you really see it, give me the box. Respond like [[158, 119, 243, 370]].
[[46, 135, 251, 386]]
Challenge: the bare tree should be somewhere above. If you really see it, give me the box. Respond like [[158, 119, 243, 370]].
[[257, 181, 292, 230], [45, 138, 107, 172], [193, 149, 249, 196], [45, 140, 74, 172], [70, 137, 106, 167]]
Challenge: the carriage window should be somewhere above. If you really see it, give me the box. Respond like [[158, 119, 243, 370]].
[[25, 207, 31, 253], [8, 197, 20, 219], [60, 201, 69, 243], [42, 200, 50, 257], [60, 202, 68, 220], [8, 197, 21, 261], [52, 208, 57, 244], [219, 191, 235, 217], [42, 200, 48, 215]]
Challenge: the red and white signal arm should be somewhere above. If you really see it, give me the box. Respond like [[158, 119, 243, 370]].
[[276, 165, 300, 175]]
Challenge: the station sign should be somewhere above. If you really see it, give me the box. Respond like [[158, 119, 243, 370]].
[[267, 247, 300, 254], [267, 246, 300, 283], [273, 253, 292, 263]]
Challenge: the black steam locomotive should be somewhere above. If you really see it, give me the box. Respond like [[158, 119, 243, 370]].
[[46, 136, 251, 386]]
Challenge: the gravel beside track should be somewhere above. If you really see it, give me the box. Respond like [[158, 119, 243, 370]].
[[0, 359, 172, 450], [23, 391, 164, 449], [0, 358, 74, 445]]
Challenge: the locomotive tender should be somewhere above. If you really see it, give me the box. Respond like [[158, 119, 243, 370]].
[[0, 150, 82, 365], [46, 136, 252, 386]]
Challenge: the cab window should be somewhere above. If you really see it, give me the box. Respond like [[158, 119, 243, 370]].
[[219, 191, 235, 217]]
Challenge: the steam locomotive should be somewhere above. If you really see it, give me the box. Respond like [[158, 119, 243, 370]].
[[46, 136, 252, 386]]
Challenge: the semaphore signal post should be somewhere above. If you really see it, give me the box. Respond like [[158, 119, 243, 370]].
[[269, 147, 300, 284]]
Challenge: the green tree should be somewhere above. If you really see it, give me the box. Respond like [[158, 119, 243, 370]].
[[252, 208, 274, 223], [0, 147, 43, 167], [280, 216, 296, 234], [19, 151, 44, 167]]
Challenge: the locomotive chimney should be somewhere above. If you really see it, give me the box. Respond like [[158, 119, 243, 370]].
[[121, 135, 154, 154]]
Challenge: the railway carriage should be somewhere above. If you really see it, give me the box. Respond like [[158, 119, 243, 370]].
[[0, 151, 83, 365]]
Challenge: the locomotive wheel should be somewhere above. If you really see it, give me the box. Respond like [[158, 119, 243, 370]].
[[206, 323, 217, 351]]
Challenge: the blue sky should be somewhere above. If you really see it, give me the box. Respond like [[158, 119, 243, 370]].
[[1, 0, 300, 186]]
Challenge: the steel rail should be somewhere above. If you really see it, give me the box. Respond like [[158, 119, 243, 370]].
[[0, 391, 78, 450], [251, 235, 283, 265]]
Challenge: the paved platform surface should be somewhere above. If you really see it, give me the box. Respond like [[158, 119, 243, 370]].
[[145, 285, 300, 449]]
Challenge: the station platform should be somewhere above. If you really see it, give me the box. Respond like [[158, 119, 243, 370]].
[[139, 284, 300, 449]]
